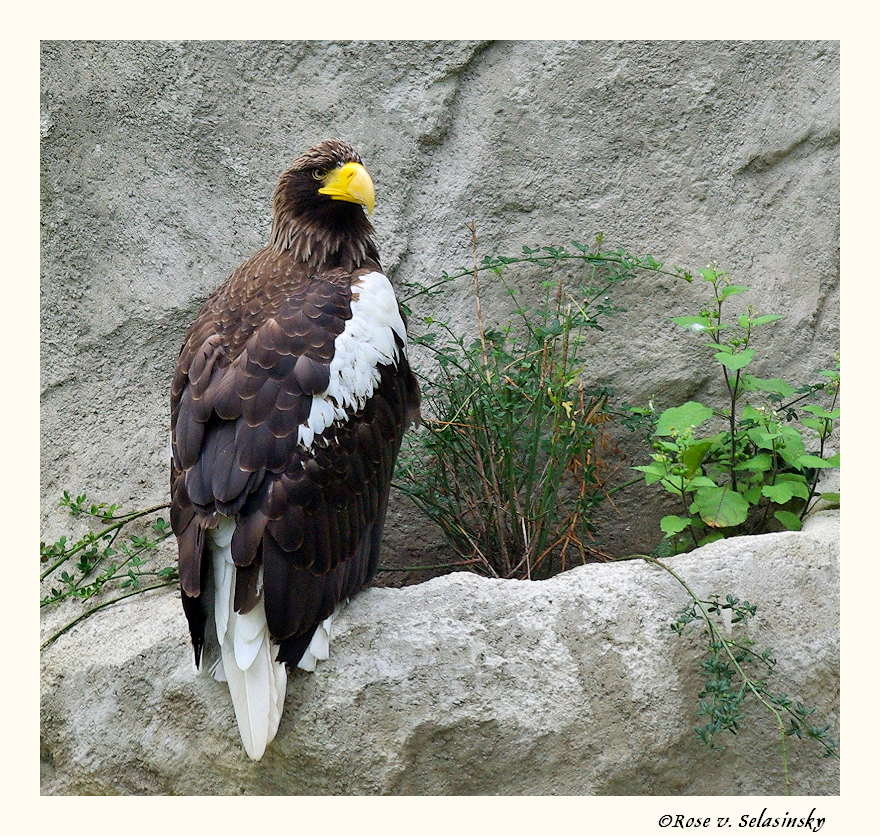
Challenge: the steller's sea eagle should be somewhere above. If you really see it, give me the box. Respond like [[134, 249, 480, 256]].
[[170, 139, 420, 760]]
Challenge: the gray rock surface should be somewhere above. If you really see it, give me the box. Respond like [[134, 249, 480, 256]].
[[40, 40, 840, 558], [40, 511, 839, 795]]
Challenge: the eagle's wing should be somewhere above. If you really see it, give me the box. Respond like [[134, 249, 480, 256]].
[[171, 252, 418, 666]]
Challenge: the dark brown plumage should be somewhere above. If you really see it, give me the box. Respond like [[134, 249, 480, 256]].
[[170, 140, 419, 672]]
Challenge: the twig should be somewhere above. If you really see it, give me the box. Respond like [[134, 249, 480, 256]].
[[400, 251, 687, 304], [41, 502, 171, 581], [40, 582, 176, 651]]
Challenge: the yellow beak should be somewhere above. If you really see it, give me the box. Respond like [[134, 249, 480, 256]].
[[318, 161, 376, 214]]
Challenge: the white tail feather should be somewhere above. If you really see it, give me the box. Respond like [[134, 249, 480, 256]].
[[295, 608, 344, 671], [212, 546, 233, 639], [297, 649, 317, 672], [310, 618, 331, 660], [233, 597, 270, 670], [221, 626, 276, 759], [210, 656, 226, 682], [206, 520, 346, 759], [208, 519, 287, 761]]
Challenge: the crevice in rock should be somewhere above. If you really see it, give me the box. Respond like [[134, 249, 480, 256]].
[[735, 126, 840, 176]]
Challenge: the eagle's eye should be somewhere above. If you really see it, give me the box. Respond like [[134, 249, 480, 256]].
[[312, 168, 327, 181]]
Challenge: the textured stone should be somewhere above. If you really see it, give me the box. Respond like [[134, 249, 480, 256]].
[[40, 511, 839, 795], [40, 40, 840, 559]]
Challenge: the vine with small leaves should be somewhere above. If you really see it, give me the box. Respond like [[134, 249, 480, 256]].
[[397, 235, 693, 313], [626, 553, 838, 793], [40, 492, 176, 650]]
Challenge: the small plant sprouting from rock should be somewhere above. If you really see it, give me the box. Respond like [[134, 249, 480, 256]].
[[671, 592, 837, 758], [40, 492, 176, 650], [632, 265, 840, 554], [395, 230, 687, 579], [631, 554, 838, 792]]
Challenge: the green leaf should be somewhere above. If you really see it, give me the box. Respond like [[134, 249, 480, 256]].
[[774, 510, 803, 531], [777, 426, 806, 467], [699, 267, 718, 282], [681, 440, 714, 476], [720, 284, 748, 299], [801, 405, 840, 419], [740, 404, 764, 423], [747, 428, 781, 450], [702, 432, 727, 446], [660, 477, 689, 497], [748, 314, 783, 327], [761, 481, 809, 503], [801, 417, 827, 433], [661, 515, 692, 536], [671, 315, 711, 329], [633, 462, 671, 485], [714, 349, 755, 371], [798, 454, 836, 469], [742, 484, 763, 504], [698, 532, 725, 546], [775, 472, 810, 485], [693, 486, 750, 528], [734, 453, 773, 472], [655, 401, 713, 436], [740, 375, 796, 397], [684, 475, 717, 490]]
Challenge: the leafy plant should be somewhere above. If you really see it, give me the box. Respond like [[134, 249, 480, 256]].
[[632, 266, 839, 554], [40, 492, 176, 650], [395, 229, 684, 579]]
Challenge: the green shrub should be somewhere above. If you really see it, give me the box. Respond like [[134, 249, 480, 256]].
[[396, 230, 683, 579], [631, 265, 839, 554]]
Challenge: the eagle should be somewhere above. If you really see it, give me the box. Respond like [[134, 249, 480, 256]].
[[170, 139, 420, 760]]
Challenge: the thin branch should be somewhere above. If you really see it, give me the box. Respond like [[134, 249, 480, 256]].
[[41, 503, 171, 581], [41, 582, 176, 651], [399, 251, 686, 304]]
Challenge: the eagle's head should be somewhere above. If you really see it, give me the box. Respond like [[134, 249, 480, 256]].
[[270, 140, 378, 266]]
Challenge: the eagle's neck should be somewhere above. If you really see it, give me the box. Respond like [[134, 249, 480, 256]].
[[270, 204, 377, 272]]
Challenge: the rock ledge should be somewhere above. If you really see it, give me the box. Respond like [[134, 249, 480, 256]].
[[41, 513, 839, 795]]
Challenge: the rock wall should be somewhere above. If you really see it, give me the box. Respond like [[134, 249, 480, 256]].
[[40, 512, 839, 795], [40, 40, 839, 557]]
